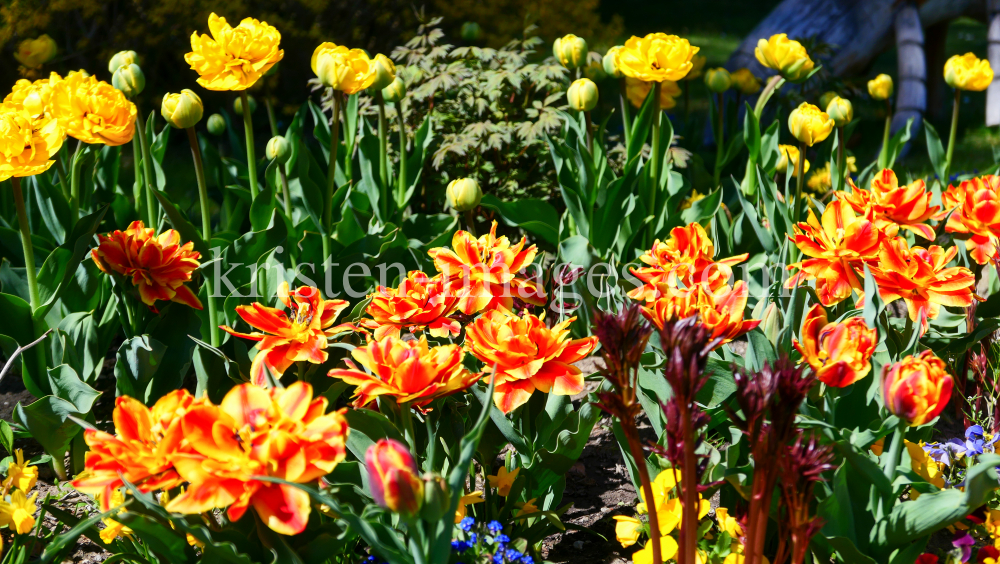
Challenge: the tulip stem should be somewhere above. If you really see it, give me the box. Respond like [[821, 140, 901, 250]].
[[376, 92, 390, 220], [836, 126, 846, 193], [945, 89, 961, 182], [12, 179, 40, 312], [131, 134, 145, 225], [69, 141, 83, 221], [741, 76, 785, 199], [263, 98, 294, 218], [879, 423, 906, 515], [323, 92, 343, 262], [713, 92, 725, 188], [399, 401, 417, 453], [619, 77, 632, 149], [241, 91, 260, 199], [647, 82, 662, 247], [584, 110, 594, 156], [397, 100, 408, 205], [794, 140, 806, 225], [136, 107, 158, 228], [264, 96, 279, 138], [186, 128, 220, 348], [464, 210, 477, 238], [878, 99, 892, 171]]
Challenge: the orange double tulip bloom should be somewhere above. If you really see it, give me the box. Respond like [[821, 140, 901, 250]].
[[793, 304, 877, 388], [328, 335, 480, 409], [428, 221, 545, 315], [360, 271, 460, 340], [940, 175, 1000, 265], [628, 222, 747, 303], [91, 221, 203, 311], [221, 283, 353, 387], [882, 351, 953, 426], [836, 169, 938, 241], [640, 282, 759, 347], [464, 310, 597, 414]]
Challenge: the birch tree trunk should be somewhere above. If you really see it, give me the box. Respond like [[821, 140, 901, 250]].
[[892, 3, 926, 137]]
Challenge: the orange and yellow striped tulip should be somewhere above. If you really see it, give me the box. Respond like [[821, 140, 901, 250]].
[[91, 220, 203, 311], [940, 175, 1000, 265], [366, 439, 423, 516], [328, 335, 480, 409], [793, 304, 877, 387], [360, 271, 459, 340], [428, 221, 545, 315], [640, 282, 759, 347], [836, 169, 938, 240], [464, 310, 598, 414], [882, 351, 953, 426], [221, 282, 352, 387], [868, 238, 977, 333]]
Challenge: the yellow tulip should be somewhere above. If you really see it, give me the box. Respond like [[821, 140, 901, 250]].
[[616, 33, 700, 83], [185, 13, 284, 91], [553, 34, 588, 69], [0, 104, 63, 182], [730, 68, 761, 94], [944, 53, 994, 91], [613, 515, 643, 547], [312, 42, 377, 94], [370, 54, 397, 91], [14, 35, 57, 69], [625, 77, 681, 109], [788, 102, 834, 146], [754, 33, 814, 82], [826, 96, 854, 127], [567, 78, 599, 111], [868, 74, 893, 101], [161, 90, 204, 129], [705, 68, 732, 93], [4, 73, 59, 118], [51, 71, 136, 146], [603, 46, 623, 78], [776, 144, 810, 176], [447, 177, 482, 212]]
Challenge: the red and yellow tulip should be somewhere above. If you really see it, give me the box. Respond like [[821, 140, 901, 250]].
[[221, 283, 353, 387], [428, 221, 545, 315], [360, 271, 460, 340], [464, 310, 597, 414], [366, 439, 423, 516], [868, 238, 977, 333], [91, 220, 203, 311], [164, 382, 349, 535], [836, 169, 938, 240], [328, 335, 480, 409], [882, 350, 953, 426], [940, 175, 1000, 265], [786, 200, 887, 306], [793, 304, 877, 387], [640, 282, 759, 347], [628, 222, 748, 303]]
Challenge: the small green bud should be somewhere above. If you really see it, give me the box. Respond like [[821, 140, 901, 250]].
[[234, 95, 257, 116], [108, 50, 140, 73], [206, 114, 227, 136], [112, 64, 145, 97], [461, 22, 481, 42], [266, 136, 291, 164]]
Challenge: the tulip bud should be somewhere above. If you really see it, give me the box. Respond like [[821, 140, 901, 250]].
[[818, 91, 838, 111], [603, 46, 623, 78], [788, 102, 834, 147], [446, 178, 482, 212], [112, 64, 145, 98], [704, 68, 732, 93], [760, 302, 782, 348], [206, 114, 226, 136], [868, 74, 893, 101], [583, 60, 607, 82], [420, 474, 451, 522], [366, 439, 423, 516], [161, 89, 204, 129], [266, 136, 291, 164], [461, 22, 481, 42], [566, 78, 599, 111], [882, 350, 953, 426], [382, 76, 407, 104], [369, 54, 397, 92], [826, 96, 853, 127], [553, 34, 588, 70], [730, 68, 761, 94], [234, 95, 257, 116], [14, 35, 57, 69], [108, 50, 140, 73]]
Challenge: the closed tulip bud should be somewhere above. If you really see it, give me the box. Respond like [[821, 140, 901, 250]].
[[882, 350, 953, 426], [206, 114, 226, 135], [788, 102, 834, 147], [14, 35, 57, 69], [704, 68, 732, 93], [730, 68, 761, 94], [826, 96, 853, 127], [420, 474, 451, 522], [382, 76, 407, 103], [818, 91, 838, 110], [366, 439, 423, 516], [161, 89, 204, 129], [944, 53, 994, 92], [567, 78, 599, 111], [234, 95, 257, 116], [446, 177, 482, 212], [266, 136, 291, 164], [112, 64, 145, 97], [553, 34, 588, 69], [108, 50, 140, 73], [369, 54, 397, 92], [868, 74, 893, 101], [461, 22, 481, 42], [759, 302, 782, 348], [603, 46, 623, 78]]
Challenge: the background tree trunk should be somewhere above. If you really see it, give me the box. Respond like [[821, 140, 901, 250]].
[[892, 3, 926, 138], [987, 0, 1000, 126]]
